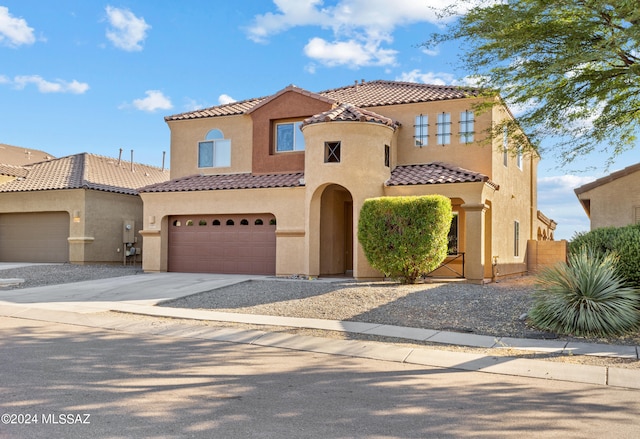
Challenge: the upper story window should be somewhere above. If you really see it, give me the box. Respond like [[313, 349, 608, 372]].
[[324, 141, 341, 163], [414, 114, 428, 147], [276, 121, 305, 152], [199, 129, 231, 168], [516, 145, 523, 169], [459, 111, 474, 143], [436, 112, 451, 145]]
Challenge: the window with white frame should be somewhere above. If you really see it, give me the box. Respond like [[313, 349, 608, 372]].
[[414, 114, 428, 146], [503, 126, 509, 167], [514, 220, 520, 257], [198, 129, 231, 168], [276, 121, 305, 152], [436, 112, 451, 145], [459, 110, 474, 143]]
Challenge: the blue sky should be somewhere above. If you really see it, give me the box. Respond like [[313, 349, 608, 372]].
[[1, 1, 638, 240]]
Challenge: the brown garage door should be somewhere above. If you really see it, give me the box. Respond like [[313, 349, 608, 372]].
[[0, 212, 70, 263], [168, 214, 276, 275]]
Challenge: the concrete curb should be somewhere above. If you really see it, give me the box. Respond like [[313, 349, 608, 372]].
[[2, 303, 639, 390]]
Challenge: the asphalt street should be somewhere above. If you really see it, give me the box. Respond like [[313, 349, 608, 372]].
[[1, 317, 639, 439]]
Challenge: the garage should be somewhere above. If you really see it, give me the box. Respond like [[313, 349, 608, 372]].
[[168, 213, 276, 275], [0, 212, 70, 263]]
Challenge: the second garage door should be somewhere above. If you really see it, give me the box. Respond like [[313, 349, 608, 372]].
[[168, 214, 276, 275], [0, 212, 70, 263]]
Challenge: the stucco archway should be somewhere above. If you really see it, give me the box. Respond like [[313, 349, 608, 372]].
[[318, 184, 354, 276]]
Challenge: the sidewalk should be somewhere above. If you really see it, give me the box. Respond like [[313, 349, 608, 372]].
[[1, 271, 639, 389]]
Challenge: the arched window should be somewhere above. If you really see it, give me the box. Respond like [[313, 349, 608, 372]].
[[173, 220, 181, 227], [199, 220, 207, 226], [212, 219, 221, 226], [198, 129, 231, 168], [254, 219, 264, 225], [240, 219, 249, 225], [186, 220, 194, 226], [226, 219, 235, 226]]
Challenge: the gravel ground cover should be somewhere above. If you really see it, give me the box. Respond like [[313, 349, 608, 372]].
[[2, 264, 639, 369]]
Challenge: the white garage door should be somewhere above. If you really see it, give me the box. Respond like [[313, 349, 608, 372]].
[[168, 214, 276, 275], [0, 212, 70, 263]]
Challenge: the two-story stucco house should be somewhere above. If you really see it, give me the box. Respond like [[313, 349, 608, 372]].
[[140, 80, 554, 283]]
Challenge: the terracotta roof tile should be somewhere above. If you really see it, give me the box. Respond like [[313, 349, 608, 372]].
[[320, 80, 480, 108], [0, 164, 29, 178], [386, 162, 499, 189], [0, 153, 170, 195], [0, 143, 55, 165], [165, 80, 480, 121], [302, 103, 400, 129], [140, 172, 305, 193]]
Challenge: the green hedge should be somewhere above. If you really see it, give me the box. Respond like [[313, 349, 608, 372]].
[[569, 223, 640, 287], [357, 195, 452, 284]]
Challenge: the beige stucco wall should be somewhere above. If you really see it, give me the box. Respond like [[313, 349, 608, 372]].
[[0, 189, 144, 264], [576, 170, 640, 229], [140, 186, 306, 274], [167, 115, 253, 179], [369, 98, 494, 176], [302, 120, 396, 279]]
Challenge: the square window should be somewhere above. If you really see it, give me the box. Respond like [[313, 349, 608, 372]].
[[276, 121, 305, 152], [198, 139, 230, 168], [325, 141, 341, 163]]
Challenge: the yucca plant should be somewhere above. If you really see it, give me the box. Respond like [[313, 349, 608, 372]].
[[529, 247, 640, 338]]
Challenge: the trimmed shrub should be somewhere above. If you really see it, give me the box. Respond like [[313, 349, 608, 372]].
[[357, 195, 452, 284], [569, 223, 640, 287], [529, 247, 640, 338]]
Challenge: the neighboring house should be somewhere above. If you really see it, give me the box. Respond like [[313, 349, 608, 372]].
[[0, 143, 55, 166], [574, 162, 640, 230], [0, 151, 169, 264], [140, 80, 555, 283]]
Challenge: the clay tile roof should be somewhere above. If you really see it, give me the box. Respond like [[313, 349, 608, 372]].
[[301, 103, 400, 129], [319, 80, 480, 108], [0, 143, 55, 165], [139, 172, 305, 193], [165, 97, 266, 121], [386, 162, 499, 189], [0, 164, 29, 178], [0, 153, 170, 195], [164, 80, 480, 121]]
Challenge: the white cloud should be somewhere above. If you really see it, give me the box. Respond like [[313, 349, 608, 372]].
[[397, 69, 480, 87], [105, 6, 150, 52], [218, 94, 237, 105], [130, 90, 172, 112], [537, 175, 596, 240], [10, 75, 89, 94], [0, 6, 36, 47], [246, 0, 468, 68], [304, 37, 397, 67]]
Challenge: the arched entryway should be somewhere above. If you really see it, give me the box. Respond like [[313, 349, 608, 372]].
[[319, 184, 353, 276]]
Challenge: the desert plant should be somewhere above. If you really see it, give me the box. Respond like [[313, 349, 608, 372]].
[[528, 247, 640, 338], [357, 195, 452, 284], [570, 223, 640, 287]]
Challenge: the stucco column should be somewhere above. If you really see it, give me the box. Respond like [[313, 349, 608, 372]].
[[461, 202, 488, 283]]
